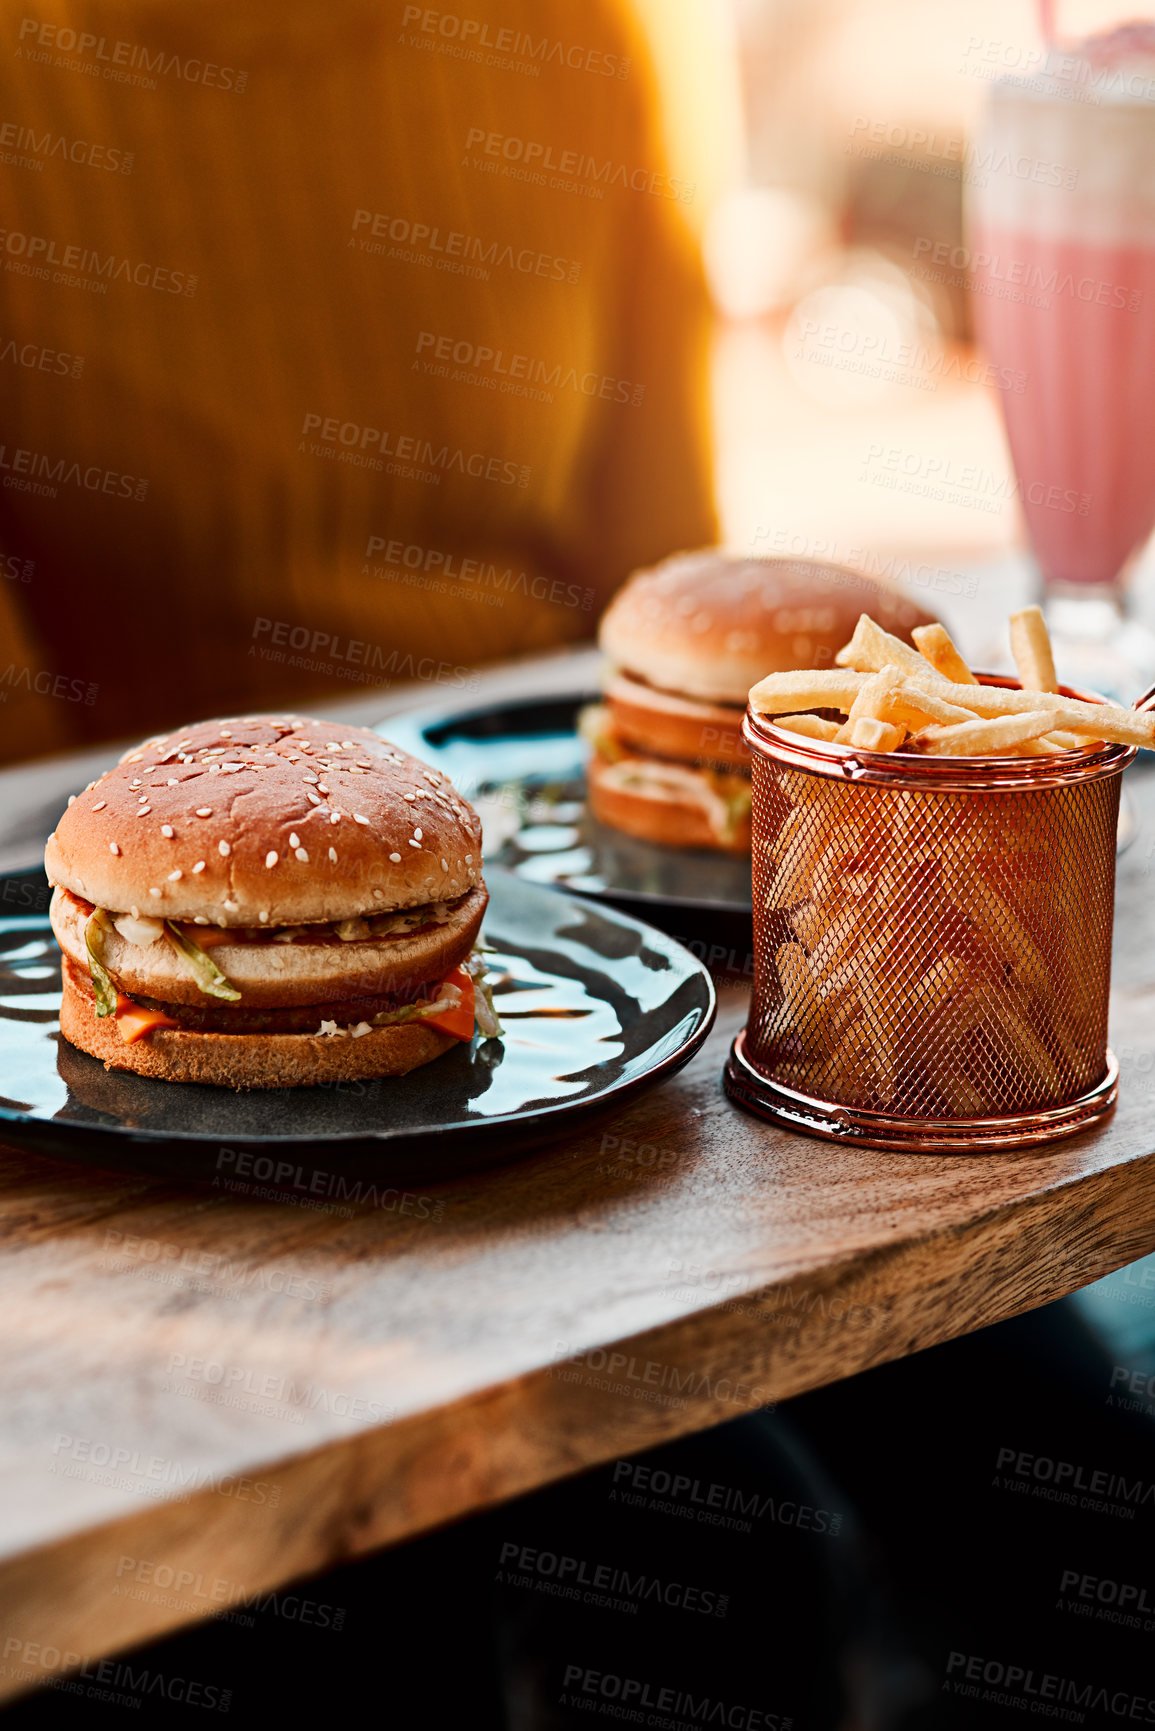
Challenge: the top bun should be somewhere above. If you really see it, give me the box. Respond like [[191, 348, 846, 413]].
[[45, 716, 483, 926], [599, 550, 940, 706]]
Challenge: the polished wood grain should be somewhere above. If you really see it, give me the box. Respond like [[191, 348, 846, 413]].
[[0, 657, 1154, 1700]]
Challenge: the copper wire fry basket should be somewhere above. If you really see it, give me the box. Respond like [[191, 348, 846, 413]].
[[725, 676, 1138, 1151]]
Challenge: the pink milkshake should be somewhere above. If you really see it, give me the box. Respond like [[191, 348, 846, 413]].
[[969, 25, 1155, 592]]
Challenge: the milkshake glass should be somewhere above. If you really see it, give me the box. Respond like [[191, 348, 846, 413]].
[[968, 23, 1155, 698]]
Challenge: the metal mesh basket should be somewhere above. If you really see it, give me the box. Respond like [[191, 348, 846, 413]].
[[725, 675, 1135, 1151]]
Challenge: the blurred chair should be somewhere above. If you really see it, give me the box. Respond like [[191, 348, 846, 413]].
[[0, 0, 722, 763]]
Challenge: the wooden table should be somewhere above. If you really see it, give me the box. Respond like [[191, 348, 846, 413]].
[[1, 652, 1155, 1703]]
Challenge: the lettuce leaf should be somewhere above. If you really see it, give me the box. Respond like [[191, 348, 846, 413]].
[[164, 924, 242, 1002], [464, 948, 504, 1039], [370, 996, 454, 1029], [84, 910, 119, 1017]]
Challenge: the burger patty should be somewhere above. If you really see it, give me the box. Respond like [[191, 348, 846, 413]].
[[132, 990, 431, 1035], [65, 957, 440, 1034]]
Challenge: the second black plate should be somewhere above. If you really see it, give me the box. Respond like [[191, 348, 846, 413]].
[[378, 694, 753, 936]]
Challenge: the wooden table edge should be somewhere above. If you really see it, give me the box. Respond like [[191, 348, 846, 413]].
[[3, 1148, 1155, 1701]]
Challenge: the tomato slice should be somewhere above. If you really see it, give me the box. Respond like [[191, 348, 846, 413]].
[[115, 993, 180, 1044], [419, 965, 475, 1042]]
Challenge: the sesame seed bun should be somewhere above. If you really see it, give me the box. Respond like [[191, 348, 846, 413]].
[[45, 716, 483, 926], [599, 551, 940, 707], [59, 960, 456, 1088]]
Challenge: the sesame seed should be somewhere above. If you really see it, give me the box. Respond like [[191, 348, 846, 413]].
[[130, 779, 141, 789], [223, 899, 238, 911], [465, 853, 472, 864], [265, 851, 278, 868], [192, 861, 206, 873], [372, 888, 385, 899], [194, 915, 209, 925], [126, 752, 142, 762], [92, 800, 106, 812], [134, 805, 151, 816], [325, 742, 340, 750], [129, 905, 140, 919], [441, 859, 448, 871], [317, 784, 330, 795], [330, 812, 340, 824], [168, 869, 183, 881], [305, 790, 321, 805], [220, 729, 232, 738], [302, 773, 318, 783], [167, 779, 178, 786], [67, 794, 76, 807], [289, 833, 300, 848], [196, 808, 212, 817], [161, 824, 174, 838], [148, 887, 161, 898], [295, 847, 309, 862], [341, 740, 356, 748], [259, 911, 269, 923], [353, 812, 369, 825], [218, 840, 230, 856], [328, 847, 338, 863], [408, 839, 421, 849], [109, 842, 120, 856], [424, 772, 441, 785], [389, 852, 401, 863], [413, 827, 423, 840], [403, 793, 416, 802]]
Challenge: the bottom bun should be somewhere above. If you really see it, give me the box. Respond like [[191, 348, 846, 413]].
[[59, 966, 457, 1089], [587, 754, 751, 854]]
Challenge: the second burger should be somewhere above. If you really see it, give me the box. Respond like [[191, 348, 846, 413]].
[[583, 550, 939, 853]]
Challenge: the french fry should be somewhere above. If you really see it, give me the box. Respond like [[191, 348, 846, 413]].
[[1009, 605, 1059, 693], [834, 615, 928, 679], [767, 819, 859, 908], [849, 716, 904, 752], [1015, 737, 1066, 757], [835, 663, 908, 741], [776, 941, 823, 1029], [912, 622, 978, 685], [881, 683, 979, 729], [913, 710, 1058, 756], [790, 898, 829, 947], [901, 673, 1155, 748], [774, 713, 841, 741], [1046, 730, 1091, 751], [1043, 704, 1142, 746], [918, 953, 971, 1016], [946, 870, 1051, 996], [748, 668, 867, 714], [996, 1002, 1064, 1095], [926, 1051, 987, 1117]]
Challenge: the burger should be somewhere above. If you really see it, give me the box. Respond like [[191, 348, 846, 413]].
[[45, 715, 501, 1088], [583, 550, 940, 852]]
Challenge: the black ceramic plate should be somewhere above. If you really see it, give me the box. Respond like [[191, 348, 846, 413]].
[[0, 870, 714, 1188], [377, 696, 753, 925]]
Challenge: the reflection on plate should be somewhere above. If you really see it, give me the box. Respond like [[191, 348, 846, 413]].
[[0, 869, 714, 1187], [378, 695, 753, 922]]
